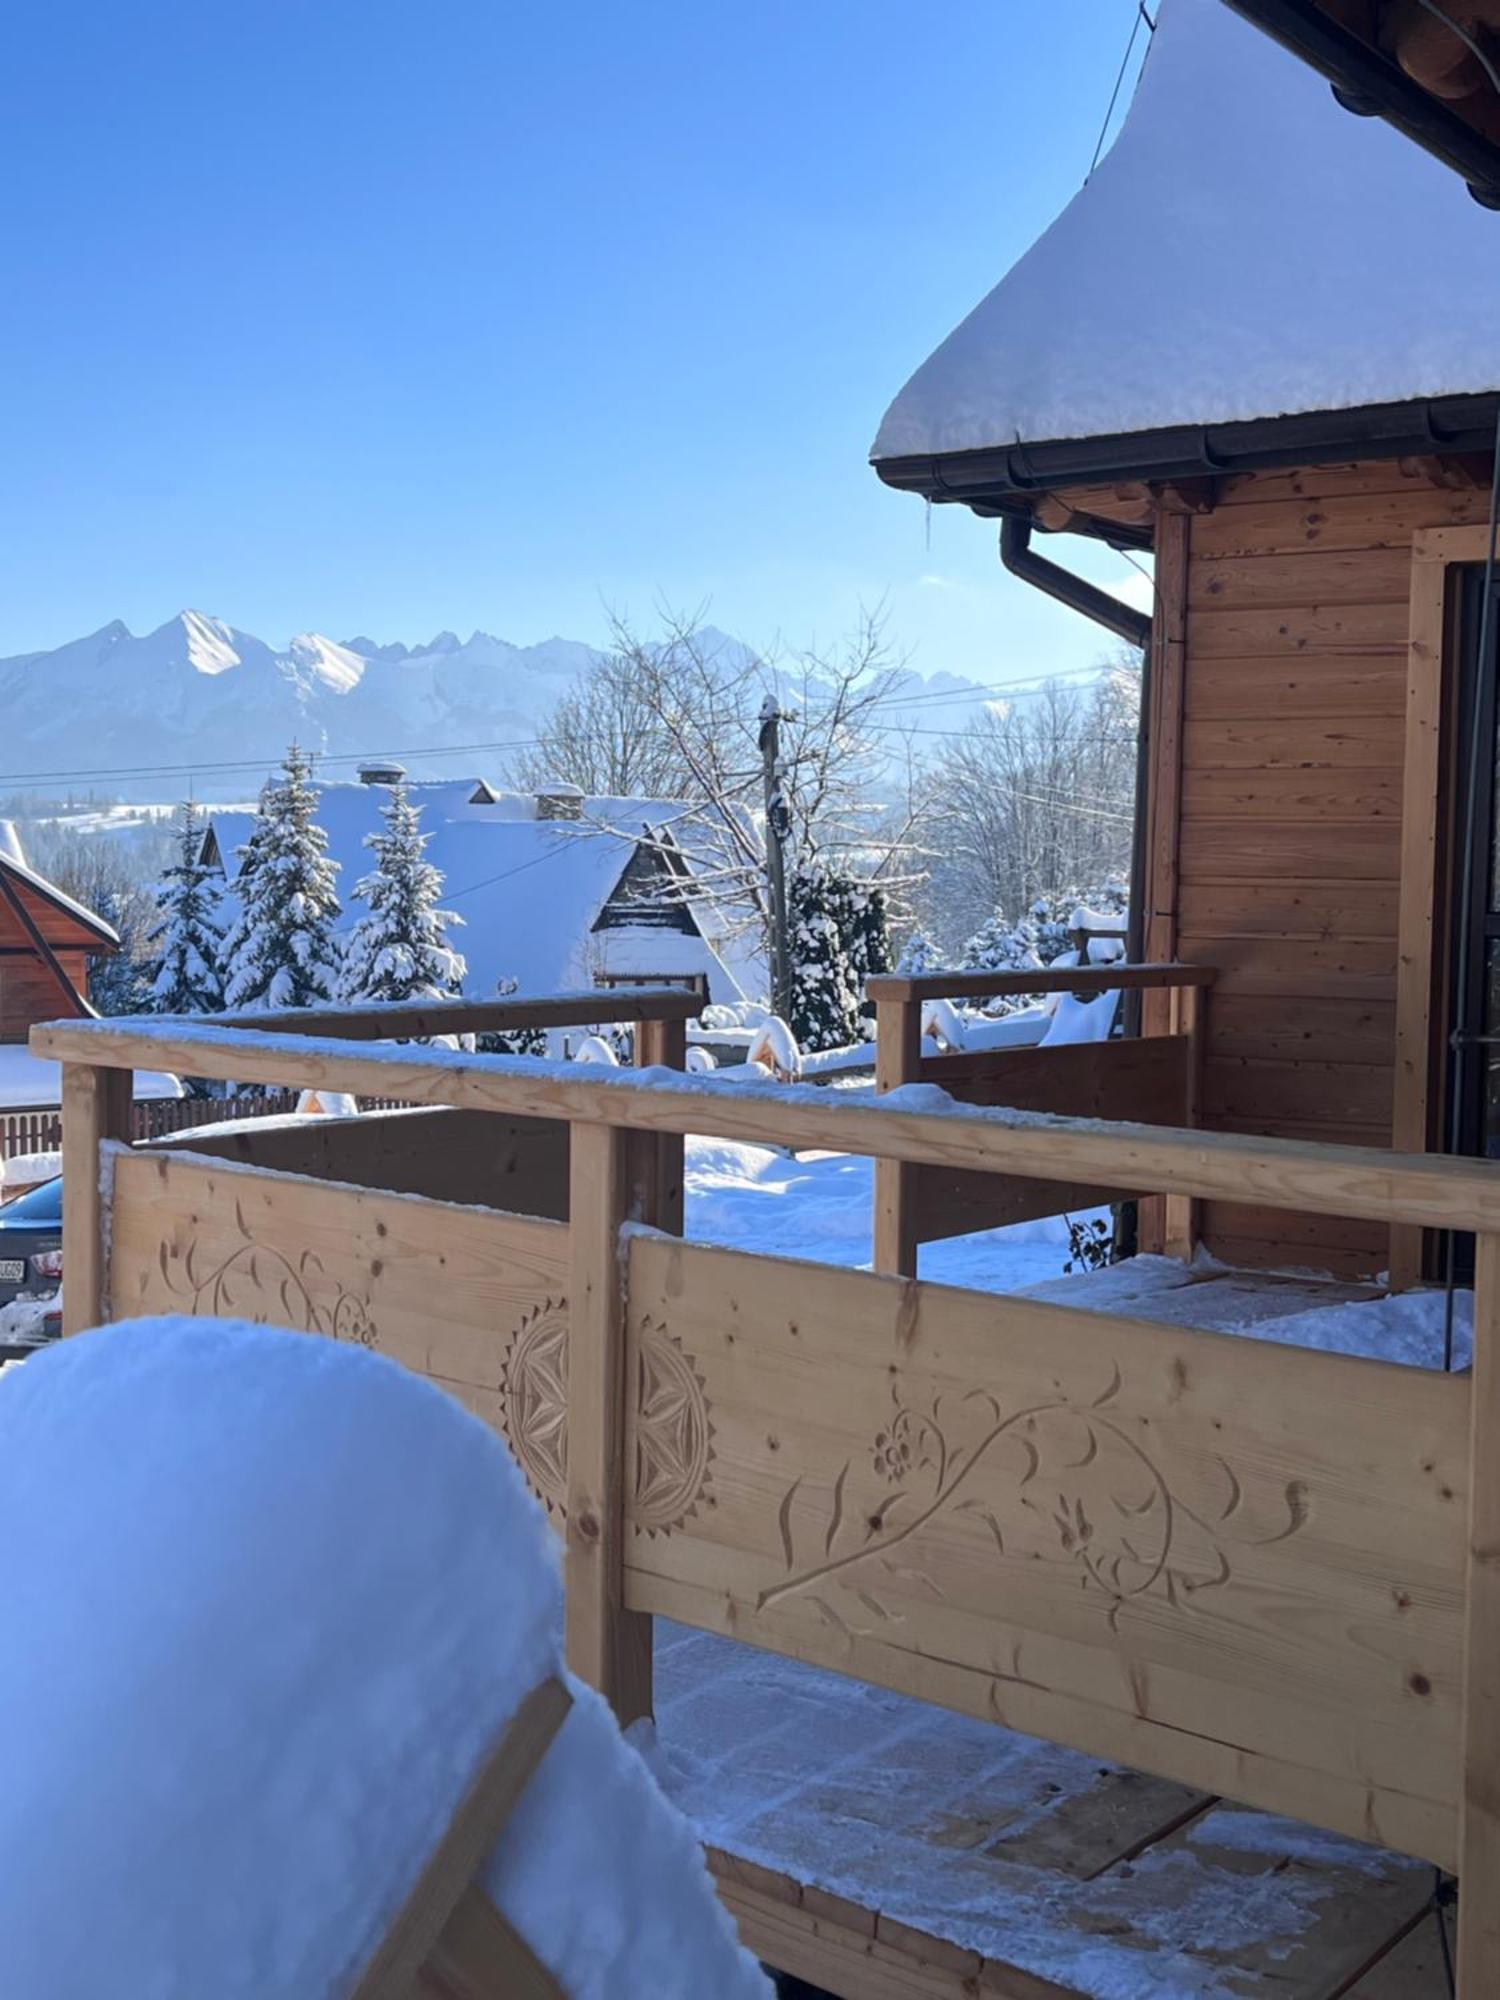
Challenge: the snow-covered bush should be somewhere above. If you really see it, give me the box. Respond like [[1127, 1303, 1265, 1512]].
[[787, 865, 861, 1052], [145, 801, 225, 1016], [572, 1034, 619, 1065], [222, 746, 342, 1011], [337, 781, 466, 1010]]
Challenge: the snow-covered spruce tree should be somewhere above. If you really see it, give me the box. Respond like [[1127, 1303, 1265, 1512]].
[[337, 781, 466, 1010], [222, 745, 342, 1010], [829, 873, 891, 1029], [87, 886, 155, 1016], [145, 801, 225, 1015], [787, 864, 861, 1053], [895, 928, 940, 978]]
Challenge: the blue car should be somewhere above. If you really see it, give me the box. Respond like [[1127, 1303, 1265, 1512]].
[[0, 1177, 63, 1356]]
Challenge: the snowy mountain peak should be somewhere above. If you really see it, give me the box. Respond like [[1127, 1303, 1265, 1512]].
[[175, 609, 243, 677], [286, 632, 365, 695]]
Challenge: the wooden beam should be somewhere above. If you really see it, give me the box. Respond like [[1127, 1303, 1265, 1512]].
[[1391, 544, 1450, 1289], [565, 1121, 652, 1725], [873, 994, 921, 1277], [37, 1015, 1500, 1234], [1163, 981, 1205, 1263], [865, 962, 1214, 1005], [212, 987, 700, 1041], [60, 1063, 132, 1335], [1459, 1231, 1500, 1993], [630, 1014, 686, 1236]]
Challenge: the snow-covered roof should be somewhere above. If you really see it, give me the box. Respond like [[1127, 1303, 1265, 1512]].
[[0, 846, 119, 950], [203, 781, 749, 1003], [0, 1044, 181, 1108], [871, 0, 1500, 468]]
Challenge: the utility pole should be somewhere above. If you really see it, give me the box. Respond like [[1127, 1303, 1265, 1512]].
[[758, 696, 793, 1021]]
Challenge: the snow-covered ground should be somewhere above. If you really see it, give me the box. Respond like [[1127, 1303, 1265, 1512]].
[[683, 1135, 1472, 1368]]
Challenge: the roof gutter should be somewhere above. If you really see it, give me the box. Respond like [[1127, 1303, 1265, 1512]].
[[875, 390, 1500, 516], [999, 515, 1152, 653]]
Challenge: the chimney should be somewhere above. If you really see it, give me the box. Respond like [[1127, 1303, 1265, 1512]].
[[536, 782, 585, 822], [358, 761, 407, 787]]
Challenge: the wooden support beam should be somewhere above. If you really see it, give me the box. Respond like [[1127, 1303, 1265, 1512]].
[[872, 994, 920, 1278], [60, 1062, 132, 1335], [629, 1015, 686, 1236], [213, 987, 700, 1041], [1459, 1230, 1500, 1994], [1163, 981, 1205, 1264], [565, 1121, 652, 1726], [866, 962, 1213, 1006]]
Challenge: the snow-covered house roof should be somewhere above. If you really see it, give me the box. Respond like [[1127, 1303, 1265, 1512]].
[[871, 0, 1500, 502], [201, 779, 753, 1004]]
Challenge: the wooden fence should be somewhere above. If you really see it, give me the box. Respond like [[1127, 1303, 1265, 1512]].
[[30, 1001, 1500, 1995], [866, 962, 1213, 1275]]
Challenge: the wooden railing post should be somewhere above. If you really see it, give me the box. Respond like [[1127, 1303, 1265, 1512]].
[[60, 1061, 132, 1336], [630, 1014, 686, 1236], [1459, 1229, 1500, 1993], [565, 1120, 652, 1728], [1162, 980, 1204, 1264], [873, 995, 920, 1278]]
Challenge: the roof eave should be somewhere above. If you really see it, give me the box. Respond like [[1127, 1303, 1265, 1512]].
[[872, 390, 1500, 516]]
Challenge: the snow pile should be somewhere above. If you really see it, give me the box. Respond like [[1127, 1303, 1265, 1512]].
[[0, 1294, 57, 1347], [0, 1045, 183, 1109], [872, 0, 1500, 460], [0, 1148, 60, 1194], [0, 1319, 767, 1998], [571, 1033, 620, 1066], [295, 1088, 361, 1118], [746, 1015, 802, 1080]]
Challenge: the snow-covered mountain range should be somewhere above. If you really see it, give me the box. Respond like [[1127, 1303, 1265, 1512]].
[[0, 609, 996, 800]]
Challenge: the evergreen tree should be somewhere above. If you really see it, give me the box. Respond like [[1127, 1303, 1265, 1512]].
[[222, 745, 342, 1010], [831, 873, 891, 1028], [895, 928, 940, 977], [787, 863, 861, 1052], [337, 781, 466, 1006], [88, 886, 155, 1016], [145, 800, 225, 1015]]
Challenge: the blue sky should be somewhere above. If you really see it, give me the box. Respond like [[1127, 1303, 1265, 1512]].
[[0, 1, 1149, 683]]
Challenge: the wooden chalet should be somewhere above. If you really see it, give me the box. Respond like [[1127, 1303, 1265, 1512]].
[[0, 827, 111, 1041], [872, 0, 1500, 1286]]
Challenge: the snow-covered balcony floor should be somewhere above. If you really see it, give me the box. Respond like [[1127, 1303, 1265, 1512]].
[[655, 1624, 1448, 2000]]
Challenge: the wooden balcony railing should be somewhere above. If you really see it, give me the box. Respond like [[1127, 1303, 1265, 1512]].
[[28, 1003, 1500, 1993], [866, 962, 1214, 1275]]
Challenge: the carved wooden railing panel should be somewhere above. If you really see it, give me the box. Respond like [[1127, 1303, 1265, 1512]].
[[106, 1146, 570, 1498], [622, 1232, 1469, 1869]]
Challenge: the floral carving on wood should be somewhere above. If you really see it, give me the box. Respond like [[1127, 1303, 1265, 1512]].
[[157, 1197, 379, 1348], [633, 1318, 714, 1536], [760, 1363, 1308, 1637], [501, 1299, 570, 1517]]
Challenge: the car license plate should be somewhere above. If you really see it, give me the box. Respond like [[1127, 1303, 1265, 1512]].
[[0, 1260, 24, 1283]]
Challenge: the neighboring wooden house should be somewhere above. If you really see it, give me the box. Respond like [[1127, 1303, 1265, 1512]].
[[199, 773, 756, 1007], [0, 823, 111, 1040], [871, 0, 1500, 1282]]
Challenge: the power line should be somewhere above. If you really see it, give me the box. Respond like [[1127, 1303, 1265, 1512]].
[[1086, 1, 1154, 180]]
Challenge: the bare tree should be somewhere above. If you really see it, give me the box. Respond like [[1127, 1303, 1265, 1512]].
[[914, 659, 1140, 950], [508, 608, 927, 972]]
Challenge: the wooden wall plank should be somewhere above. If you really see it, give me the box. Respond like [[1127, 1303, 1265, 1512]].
[[1191, 485, 1487, 560], [1177, 882, 1398, 942], [1188, 549, 1415, 611], [1182, 714, 1404, 770], [1189, 602, 1407, 661], [1177, 822, 1402, 883], [107, 1147, 568, 1475], [624, 1234, 1468, 1867], [1183, 656, 1408, 721], [1175, 936, 1396, 1001], [1203, 1057, 1393, 1132], [1180, 768, 1402, 821], [1207, 995, 1396, 1066]]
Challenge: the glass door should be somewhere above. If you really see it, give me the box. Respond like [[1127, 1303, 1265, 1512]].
[[1449, 564, 1500, 1166]]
